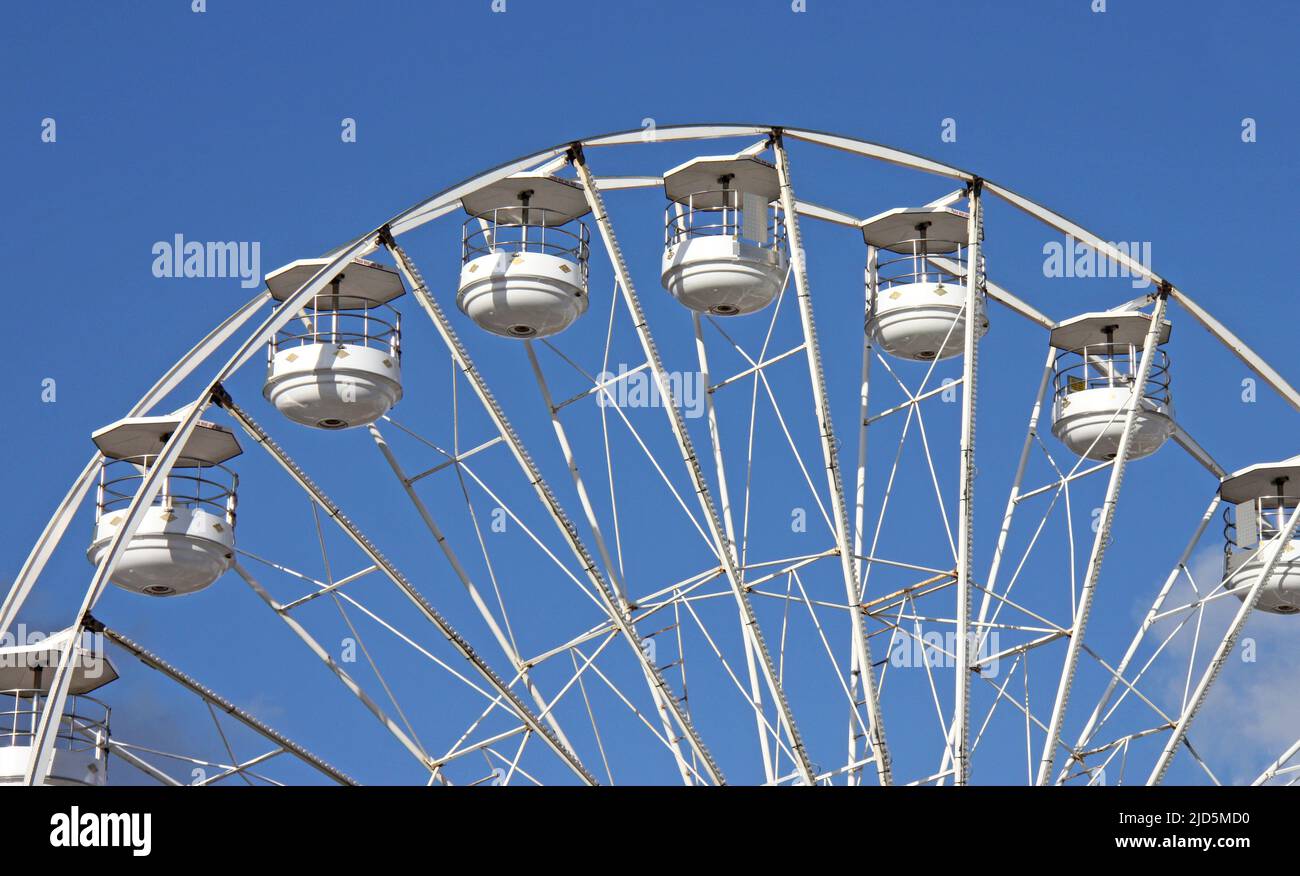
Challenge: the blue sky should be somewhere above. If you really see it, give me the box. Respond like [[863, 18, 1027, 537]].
[[1, 1, 1297, 785]]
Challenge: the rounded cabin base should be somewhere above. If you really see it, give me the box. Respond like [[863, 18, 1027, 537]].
[[87, 505, 234, 597], [866, 281, 987, 361], [1225, 541, 1300, 614], [264, 343, 401, 430], [1051, 386, 1174, 461], [661, 236, 787, 316], [0, 746, 107, 786], [458, 251, 587, 339]]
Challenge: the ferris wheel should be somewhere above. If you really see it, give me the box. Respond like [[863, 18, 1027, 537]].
[[3, 123, 1297, 787]]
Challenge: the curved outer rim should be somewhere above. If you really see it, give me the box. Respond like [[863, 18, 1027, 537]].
[[322, 122, 1295, 417], [337, 122, 1161, 283]]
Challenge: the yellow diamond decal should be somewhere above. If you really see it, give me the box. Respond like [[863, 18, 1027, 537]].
[[286, 352, 298, 363], [107, 516, 122, 526], [467, 263, 479, 273], [213, 522, 224, 532], [558, 264, 571, 273], [888, 291, 902, 300]]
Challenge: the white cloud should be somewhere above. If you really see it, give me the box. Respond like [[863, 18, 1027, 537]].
[[1139, 546, 1300, 783]]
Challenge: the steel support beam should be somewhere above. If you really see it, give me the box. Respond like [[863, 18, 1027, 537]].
[[572, 143, 817, 785], [215, 391, 598, 786], [380, 230, 724, 785], [691, 313, 779, 784], [232, 562, 436, 775], [88, 615, 357, 785], [846, 246, 878, 785], [773, 132, 892, 786], [1035, 290, 1170, 784], [1170, 425, 1226, 479], [974, 347, 1057, 650], [951, 180, 984, 785], [524, 342, 698, 785], [98, 736, 186, 786], [939, 347, 1056, 785]]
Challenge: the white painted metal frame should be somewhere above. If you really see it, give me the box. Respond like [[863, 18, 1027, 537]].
[[1035, 291, 1171, 784], [381, 230, 726, 785], [772, 132, 892, 785], [572, 147, 817, 785], [5, 122, 1296, 787]]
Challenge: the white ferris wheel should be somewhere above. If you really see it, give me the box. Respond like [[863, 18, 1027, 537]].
[[3, 123, 1298, 787]]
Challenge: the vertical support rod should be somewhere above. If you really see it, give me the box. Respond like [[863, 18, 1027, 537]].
[[771, 132, 892, 785], [692, 313, 777, 784], [973, 346, 1057, 653], [846, 248, 877, 784], [572, 144, 816, 785], [1035, 290, 1170, 785], [938, 346, 1055, 784], [951, 179, 984, 786]]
